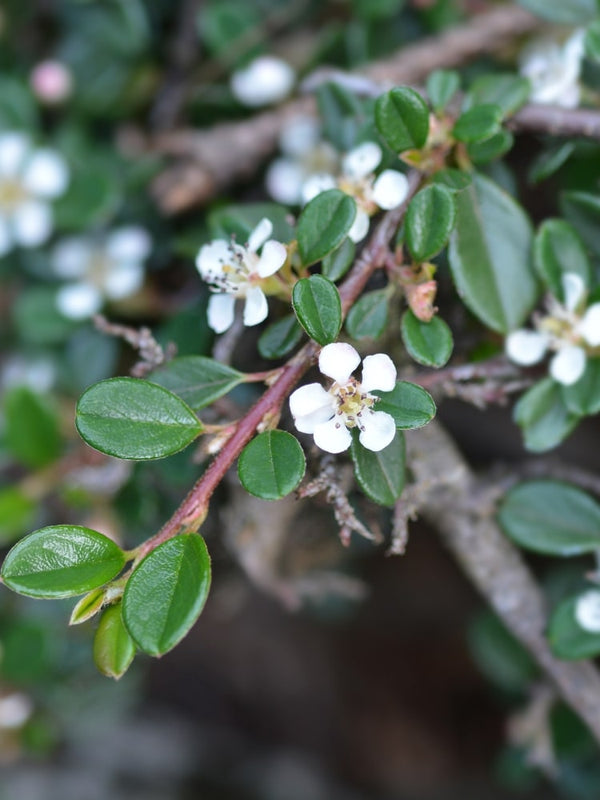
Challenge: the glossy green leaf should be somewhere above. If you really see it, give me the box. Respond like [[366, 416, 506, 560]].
[[292, 274, 342, 345], [467, 130, 514, 164], [562, 360, 600, 416], [1, 525, 126, 598], [122, 534, 211, 656], [514, 378, 579, 453], [297, 189, 356, 265], [448, 173, 538, 333], [401, 311, 453, 367], [466, 74, 530, 116], [258, 314, 304, 359], [351, 430, 405, 506], [426, 69, 460, 113], [453, 104, 503, 143], [498, 480, 600, 556], [405, 184, 456, 261], [3, 387, 62, 469], [93, 603, 136, 679], [560, 191, 600, 258], [322, 237, 355, 281], [150, 356, 244, 411], [70, 587, 106, 625], [373, 381, 436, 429], [345, 289, 389, 339], [548, 596, 600, 660], [517, 0, 597, 24], [238, 430, 305, 500], [375, 87, 429, 152], [76, 378, 203, 460], [534, 219, 590, 299]]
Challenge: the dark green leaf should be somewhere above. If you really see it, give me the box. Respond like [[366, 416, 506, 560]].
[[562, 359, 600, 415], [93, 603, 136, 679], [1, 525, 126, 598], [517, 0, 597, 24], [401, 311, 453, 367], [467, 130, 514, 164], [76, 378, 203, 460], [426, 69, 460, 113], [122, 534, 211, 656], [198, 0, 260, 57], [560, 191, 600, 257], [317, 82, 367, 151], [534, 219, 590, 299], [13, 287, 77, 344], [351, 0, 405, 19], [0, 78, 38, 129], [448, 173, 538, 333], [3, 387, 62, 469], [292, 275, 342, 345], [54, 162, 121, 231], [405, 184, 456, 261], [431, 169, 472, 192], [514, 378, 579, 453], [297, 189, 356, 265], [466, 74, 530, 116], [453, 104, 503, 143], [150, 356, 244, 411], [549, 595, 600, 660], [351, 430, 405, 506], [258, 314, 304, 359], [468, 611, 538, 691], [322, 237, 355, 281], [238, 430, 305, 500], [373, 381, 436, 429], [346, 290, 389, 339], [498, 480, 600, 555], [375, 87, 430, 152], [528, 142, 576, 184]]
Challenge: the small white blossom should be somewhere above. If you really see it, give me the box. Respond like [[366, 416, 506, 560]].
[[289, 342, 397, 454], [575, 590, 600, 633], [520, 29, 585, 109], [0, 132, 68, 255], [0, 692, 33, 729], [1, 355, 56, 393], [506, 272, 600, 386], [53, 227, 151, 320], [196, 217, 287, 333], [231, 56, 295, 107]]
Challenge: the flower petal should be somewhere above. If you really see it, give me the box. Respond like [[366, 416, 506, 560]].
[[51, 238, 90, 278], [247, 217, 273, 253], [12, 200, 52, 247], [562, 271, 585, 312], [196, 240, 232, 279], [575, 590, 600, 633], [230, 56, 295, 107], [301, 173, 336, 204], [104, 262, 145, 300], [577, 303, 600, 346], [361, 353, 397, 393], [266, 158, 305, 205], [0, 132, 29, 176], [342, 142, 382, 181], [243, 285, 268, 326], [371, 170, 409, 210], [207, 292, 235, 333], [550, 345, 586, 385], [313, 416, 352, 453], [22, 150, 69, 198], [106, 227, 151, 263], [319, 342, 360, 384], [256, 240, 286, 277], [289, 384, 334, 433], [56, 283, 102, 319], [358, 410, 396, 452], [348, 208, 370, 243], [505, 329, 548, 366]]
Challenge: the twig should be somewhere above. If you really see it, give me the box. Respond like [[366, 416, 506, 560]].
[[509, 104, 600, 140], [93, 315, 175, 377], [407, 421, 600, 745]]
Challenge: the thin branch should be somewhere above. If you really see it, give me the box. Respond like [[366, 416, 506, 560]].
[[509, 104, 600, 140]]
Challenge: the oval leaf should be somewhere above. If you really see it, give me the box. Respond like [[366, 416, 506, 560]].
[[322, 237, 355, 281], [351, 430, 405, 506], [448, 173, 538, 334], [426, 69, 460, 114], [150, 356, 244, 411], [548, 596, 600, 661], [466, 130, 514, 165], [93, 603, 136, 679], [534, 219, 591, 299], [76, 377, 203, 460], [453, 104, 503, 143], [466, 74, 530, 116], [498, 480, 600, 556], [405, 184, 456, 262], [373, 381, 436, 430], [375, 87, 430, 152], [292, 274, 342, 345], [122, 534, 211, 656], [1, 525, 126, 599], [297, 189, 356, 265], [514, 377, 578, 453], [4, 386, 62, 470], [401, 311, 453, 367], [258, 314, 304, 360], [238, 430, 305, 500], [562, 359, 600, 416], [346, 289, 389, 339]]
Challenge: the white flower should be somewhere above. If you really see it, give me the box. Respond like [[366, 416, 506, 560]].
[[1, 355, 56, 393], [289, 342, 397, 454], [0, 132, 68, 255], [231, 56, 295, 107], [506, 272, 600, 386], [53, 227, 151, 320], [0, 692, 33, 729], [575, 590, 600, 633], [196, 217, 287, 333], [520, 29, 585, 109]]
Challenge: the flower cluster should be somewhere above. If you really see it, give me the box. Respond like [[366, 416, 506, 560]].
[[196, 218, 288, 333], [289, 342, 397, 454], [519, 28, 585, 109], [506, 273, 600, 386]]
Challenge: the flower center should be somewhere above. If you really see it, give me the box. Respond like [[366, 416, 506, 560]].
[[205, 241, 258, 295], [332, 378, 376, 428], [0, 179, 27, 212]]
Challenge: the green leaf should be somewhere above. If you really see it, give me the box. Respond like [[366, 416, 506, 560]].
[[122, 534, 211, 656], [3, 387, 62, 470], [517, 0, 597, 24], [498, 480, 600, 556], [93, 603, 136, 679], [585, 20, 600, 62], [548, 595, 600, 660], [401, 311, 453, 367], [560, 191, 600, 258], [1, 525, 126, 599], [54, 162, 121, 231], [528, 142, 575, 184], [468, 611, 538, 692], [562, 360, 600, 416], [317, 82, 367, 151], [292, 275, 342, 345], [345, 289, 389, 339], [351, 430, 405, 506], [0, 488, 36, 544], [199, 0, 260, 57], [258, 314, 304, 359], [431, 169, 472, 192], [76, 378, 203, 460], [238, 431, 305, 500], [351, 0, 405, 19], [208, 202, 295, 243], [448, 173, 538, 334], [149, 356, 244, 412], [373, 381, 436, 429], [0, 78, 38, 129], [467, 130, 514, 165], [297, 189, 356, 265], [453, 104, 503, 143], [426, 69, 460, 113], [375, 87, 430, 152], [405, 184, 456, 261], [514, 378, 579, 453], [466, 74, 530, 116], [70, 587, 106, 625], [534, 219, 591, 299], [13, 287, 77, 345], [322, 237, 355, 281]]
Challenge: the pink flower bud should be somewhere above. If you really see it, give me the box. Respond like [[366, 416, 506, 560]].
[[30, 60, 73, 104]]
